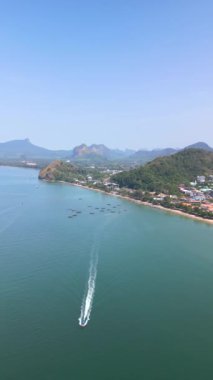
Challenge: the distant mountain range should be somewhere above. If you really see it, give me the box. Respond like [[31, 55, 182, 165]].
[[0, 139, 70, 159], [0, 139, 133, 161], [129, 142, 213, 164], [130, 147, 177, 163], [0, 139, 212, 164], [71, 144, 135, 161]]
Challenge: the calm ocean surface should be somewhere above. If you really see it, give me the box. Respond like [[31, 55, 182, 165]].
[[1, 166, 213, 380]]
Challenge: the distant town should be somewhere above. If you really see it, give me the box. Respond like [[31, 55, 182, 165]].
[[38, 152, 213, 221], [67, 172, 213, 220], [1, 139, 213, 221]]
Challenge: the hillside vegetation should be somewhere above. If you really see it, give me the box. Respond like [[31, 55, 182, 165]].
[[113, 149, 213, 194], [39, 160, 86, 182]]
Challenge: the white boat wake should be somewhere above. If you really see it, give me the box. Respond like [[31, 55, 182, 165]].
[[78, 244, 99, 327]]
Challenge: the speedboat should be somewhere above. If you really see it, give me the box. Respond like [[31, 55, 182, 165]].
[[79, 320, 87, 328]]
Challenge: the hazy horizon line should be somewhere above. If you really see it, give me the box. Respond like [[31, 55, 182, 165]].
[[0, 137, 211, 152]]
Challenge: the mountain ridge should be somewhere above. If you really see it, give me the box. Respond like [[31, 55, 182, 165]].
[[0, 138, 70, 159], [0, 138, 212, 163]]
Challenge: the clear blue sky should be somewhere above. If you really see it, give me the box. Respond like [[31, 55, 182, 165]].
[[0, 0, 212, 150]]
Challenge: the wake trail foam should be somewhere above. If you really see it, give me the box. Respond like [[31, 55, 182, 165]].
[[78, 244, 98, 327]]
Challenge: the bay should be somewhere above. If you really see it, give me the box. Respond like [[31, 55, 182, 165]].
[[1, 166, 213, 380]]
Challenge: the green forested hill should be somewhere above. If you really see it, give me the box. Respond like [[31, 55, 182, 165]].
[[113, 149, 213, 194], [39, 160, 87, 182]]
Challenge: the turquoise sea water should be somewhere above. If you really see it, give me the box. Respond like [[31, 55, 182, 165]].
[[1, 166, 213, 380]]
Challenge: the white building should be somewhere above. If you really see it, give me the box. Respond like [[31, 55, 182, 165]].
[[197, 176, 206, 183]]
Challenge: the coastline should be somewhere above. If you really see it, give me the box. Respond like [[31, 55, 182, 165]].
[[42, 179, 213, 225]]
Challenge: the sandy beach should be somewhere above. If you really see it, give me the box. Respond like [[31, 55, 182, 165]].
[[54, 180, 213, 225]]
